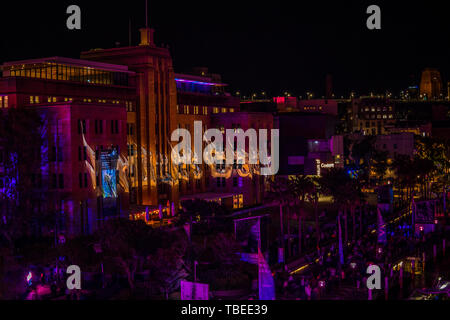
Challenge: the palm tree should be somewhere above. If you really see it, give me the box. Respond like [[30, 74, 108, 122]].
[[306, 177, 322, 250], [289, 175, 314, 256], [371, 150, 389, 184], [321, 168, 355, 243], [267, 177, 290, 261]]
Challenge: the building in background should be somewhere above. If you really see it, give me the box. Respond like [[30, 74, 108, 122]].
[[420, 68, 443, 100], [275, 112, 342, 177], [81, 28, 178, 208], [352, 97, 396, 135], [0, 57, 134, 237]]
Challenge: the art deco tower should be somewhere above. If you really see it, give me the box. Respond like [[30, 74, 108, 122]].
[[419, 68, 442, 100]]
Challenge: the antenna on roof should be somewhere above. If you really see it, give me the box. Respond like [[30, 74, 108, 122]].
[[145, 0, 148, 28]]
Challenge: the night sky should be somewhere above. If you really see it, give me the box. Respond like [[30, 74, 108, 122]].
[[1, 1, 449, 97]]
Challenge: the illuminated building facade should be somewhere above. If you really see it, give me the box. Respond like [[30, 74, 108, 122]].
[[352, 97, 396, 135], [81, 28, 178, 207], [0, 57, 134, 236], [419, 68, 443, 100], [174, 70, 240, 202], [208, 111, 274, 208], [81, 31, 245, 211]]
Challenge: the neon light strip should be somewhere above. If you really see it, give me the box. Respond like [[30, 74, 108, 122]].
[[175, 78, 225, 86]]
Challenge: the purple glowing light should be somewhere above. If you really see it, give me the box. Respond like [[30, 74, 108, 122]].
[[175, 78, 225, 86]]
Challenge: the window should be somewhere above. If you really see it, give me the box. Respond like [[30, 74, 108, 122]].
[[52, 174, 58, 189], [193, 106, 199, 115], [221, 108, 227, 113], [393, 144, 398, 150], [127, 123, 134, 136], [111, 120, 119, 134], [233, 177, 238, 187], [213, 107, 219, 114], [184, 105, 189, 114], [229, 108, 234, 113], [128, 144, 135, 156], [203, 106, 208, 115], [58, 174, 64, 189], [95, 120, 103, 134]]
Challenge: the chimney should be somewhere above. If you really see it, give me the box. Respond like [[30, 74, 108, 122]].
[[139, 28, 155, 46]]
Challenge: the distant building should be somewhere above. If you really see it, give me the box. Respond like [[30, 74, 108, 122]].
[[352, 97, 396, 135], [274, 113, 342, 176], [374, 132, 415, 158], [419, 68, 442, 100], [297, 99, 338, 116]]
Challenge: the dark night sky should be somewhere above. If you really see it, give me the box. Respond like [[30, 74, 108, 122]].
[[1, 1, 449, 97]]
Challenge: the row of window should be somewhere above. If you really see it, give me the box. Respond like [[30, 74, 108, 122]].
[[216, 176, 244, 188], [9, 63, 129, 86], [176, 105, 235, 115], [360, 106, 393, 112], [77, 119, 120, 135], [361, 113, 394, 119], [27, 95, 133, 108]]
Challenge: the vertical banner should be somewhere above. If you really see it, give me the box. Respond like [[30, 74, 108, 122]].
[[338, 214, 344, 266], [377, 205, 387, 244], [258, 248, 275, 300]]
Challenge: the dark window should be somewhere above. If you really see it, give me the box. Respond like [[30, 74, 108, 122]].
[[84, 173, 88, 188], [59, 174, 64, 189], [52, 174, 57, 189], [233, 177, 238, 187]]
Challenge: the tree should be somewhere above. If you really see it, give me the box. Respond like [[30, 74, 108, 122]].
[[321, 168, 359, 243], [267, 177, 290, 261], [289, 175, 314, 255], [147, 241, 189, 299], [371, 150, 389, 184], [0, 107, 47, 246]]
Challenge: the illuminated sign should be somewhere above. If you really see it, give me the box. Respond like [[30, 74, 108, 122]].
[[320, 163, 335, 168]]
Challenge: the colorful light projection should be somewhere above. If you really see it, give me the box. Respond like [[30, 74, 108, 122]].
[[100, 149, 118, 199]]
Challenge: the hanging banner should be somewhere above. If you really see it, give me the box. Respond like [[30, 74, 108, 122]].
[[377, 206, 387, 244]]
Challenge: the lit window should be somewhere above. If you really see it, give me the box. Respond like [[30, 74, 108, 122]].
[[203, 106, 208, 115], [229, 108, 234, 113], [221, 108, 227, 113], [52, 97, 57, 102], [30, 96, 34, 104], [213, 107, 219, 114], [194, 106, 199, 115]]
